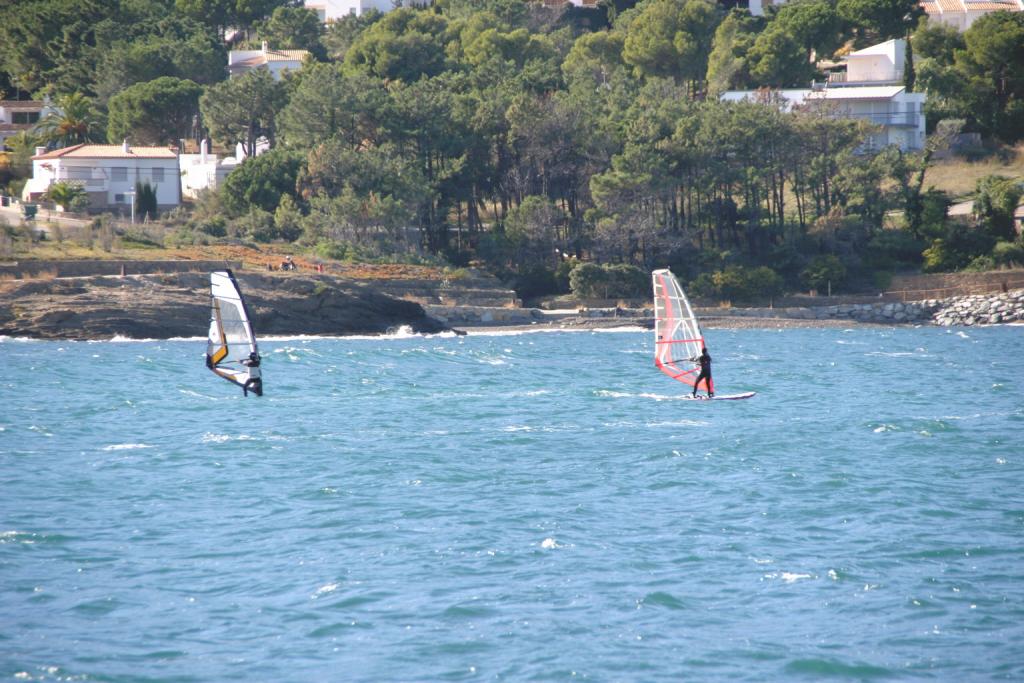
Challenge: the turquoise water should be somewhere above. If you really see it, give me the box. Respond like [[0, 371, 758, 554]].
[[2, 326, 1023, 682]]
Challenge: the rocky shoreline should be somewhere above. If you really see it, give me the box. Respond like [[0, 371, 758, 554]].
[[1, 273, 1021, 340], [0, 272, 445, 340]]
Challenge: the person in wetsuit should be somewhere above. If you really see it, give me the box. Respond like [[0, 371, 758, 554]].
[[692, 347, 713, 398], [241, 352, 263, 397]]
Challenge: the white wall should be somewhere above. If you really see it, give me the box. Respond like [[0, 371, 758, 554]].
[[25, 155, 181, 209], [180, 143, 236, 199], [307, 0, 425, 20]]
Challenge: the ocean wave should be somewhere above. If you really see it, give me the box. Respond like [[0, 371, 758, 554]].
[[101, 443, 153, 451]]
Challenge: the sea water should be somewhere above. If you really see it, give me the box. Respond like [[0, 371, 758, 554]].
[[1, 326, 1023, 682]]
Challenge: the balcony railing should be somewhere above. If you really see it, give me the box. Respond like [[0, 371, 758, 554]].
[[846, 111, 919, 127], [52, 173, 106, 190], [827, 69, 904, 85]]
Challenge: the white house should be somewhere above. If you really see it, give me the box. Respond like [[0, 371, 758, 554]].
[[179, 140, 238, 199], [228, 42, 310, 80], [722, 39, 926, 151], [920, 0, 1022, 31], [829, 39, 907, 85], [0, 100, 53, 149], [722, 86, 926, 151], [304, 0, 430, 21], [23, 141, 181, 212]]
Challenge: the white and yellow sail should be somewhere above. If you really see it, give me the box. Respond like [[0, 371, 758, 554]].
[[206, 270, 262, 396]]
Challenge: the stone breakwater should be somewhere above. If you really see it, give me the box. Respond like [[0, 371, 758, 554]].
[[430, 288, 1024, 330], [929, 289, 1024, 326], [704, 289, 1024, 326]]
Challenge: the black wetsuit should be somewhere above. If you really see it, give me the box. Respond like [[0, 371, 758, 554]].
[[693, 350, 712, 397]]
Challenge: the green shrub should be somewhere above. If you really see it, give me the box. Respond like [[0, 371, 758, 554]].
[[604, 263, 647, 298], [120, 228, 162, 249], [568, 262, 647, 299], [514, 265, 558, 300], [922, 224, 996, 272], [554, 257, 580, 293], [800, 254, 847, 292], [992, 240, 1024, 267], [314, 239, 348, 261], [965, 255, 997, 271], [229, 208, 276, 242], [688, 272, 717, 300], [196, 218, 227, 238], [713, 265, 783, 302], [691, 265, 783, 302], [867, 229, 925, 268], [569, 262, 607, 298]]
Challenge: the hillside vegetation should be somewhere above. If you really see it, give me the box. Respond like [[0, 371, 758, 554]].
[[1, 0, 1023, 302]]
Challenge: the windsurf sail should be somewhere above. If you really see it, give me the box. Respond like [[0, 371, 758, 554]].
[[652, 268, 712, 392], [206, 270, 263, 397]]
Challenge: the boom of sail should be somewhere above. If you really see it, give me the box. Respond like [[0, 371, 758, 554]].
[[206, 270, 262, 397], [652, 268, 711, 391]]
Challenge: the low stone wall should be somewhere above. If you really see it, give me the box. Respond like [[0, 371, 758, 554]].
[[425, 305, 541, 325], [887, 269, 1024, 300], [695, 289, 1024, 326], [0, 259, 242, 279], [703, 301, 937, 324]]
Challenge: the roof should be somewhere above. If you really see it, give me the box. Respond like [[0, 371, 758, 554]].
[[722, 85, 908, 107], [228, 49, 310, 69], [0, 100, 45, 111], [32, 143, 178, 160], [925, 0, 1022, 11], [848, 39, 899, 58]]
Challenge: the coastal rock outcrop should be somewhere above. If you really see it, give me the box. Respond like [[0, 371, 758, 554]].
[[0, 272, 447, 340]]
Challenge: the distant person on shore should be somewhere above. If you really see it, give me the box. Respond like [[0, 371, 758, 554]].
[[280, 256, 295, 271], [692, 347, 713, 398]]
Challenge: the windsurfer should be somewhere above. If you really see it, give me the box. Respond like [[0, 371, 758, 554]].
[[692, 347, 713, 398], [241, 352, 263, 397]]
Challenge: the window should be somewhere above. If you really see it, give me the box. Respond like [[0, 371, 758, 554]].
[[152, 168, 164, 182], [111, 167, 127, 181], [114, 193, 125, 203], [12, 111, 39, 124]]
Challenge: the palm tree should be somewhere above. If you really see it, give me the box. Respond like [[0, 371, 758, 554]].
[[45, 181, 86, 212], [2, 130, 41, 175], [35, 93, 104, 149]]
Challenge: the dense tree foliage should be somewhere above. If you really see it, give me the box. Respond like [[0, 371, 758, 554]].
[[3, 0, 1023, 292], [200, 68, 286, 157], [107, 77, 203, 145]]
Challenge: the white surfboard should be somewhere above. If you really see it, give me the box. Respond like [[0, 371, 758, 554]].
[[681, 392, 757, 401]]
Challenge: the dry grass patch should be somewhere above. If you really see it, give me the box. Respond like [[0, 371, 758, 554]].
[[923, 145, 1024, 200]]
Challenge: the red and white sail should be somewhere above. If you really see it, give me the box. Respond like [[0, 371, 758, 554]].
[[652, 268, 711, 391]]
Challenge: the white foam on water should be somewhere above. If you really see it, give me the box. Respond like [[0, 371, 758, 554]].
[[540, 538, 560, 549], [312, 583, 339, 598], [178, 389, 218, 400], [201, 433, 231, 443], [101, 443, 152, 451], [109, 334, 157, 342], [596, 389, 695, 402], [764, 572, 813, 583], [645, 419, 710, 428], [462, 325, 646, 338]]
